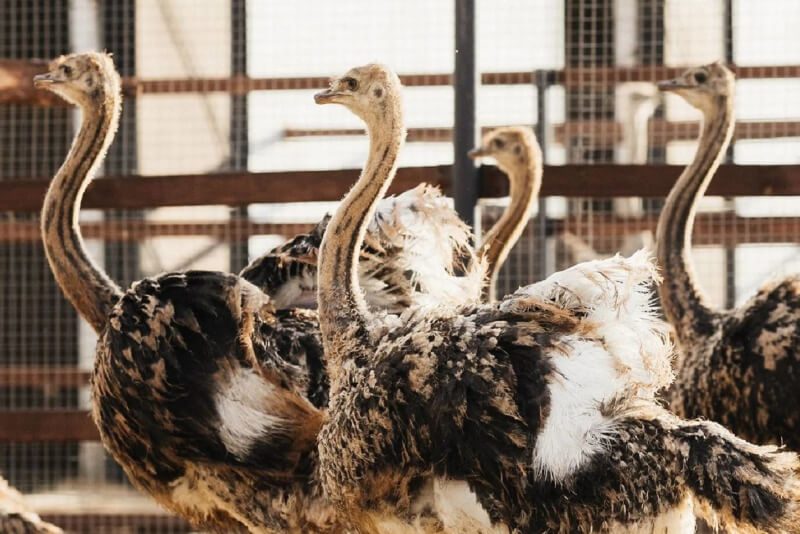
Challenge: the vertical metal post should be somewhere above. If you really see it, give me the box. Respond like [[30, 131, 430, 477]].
[[229, 0, 250, 272], [453, 0, 479, 228], [102, 0, 139, 287], [723, 0, 736, 308], [534, 70, 550, 280], [564, 0, 616, 258]]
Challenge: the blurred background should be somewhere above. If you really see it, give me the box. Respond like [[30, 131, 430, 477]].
[[0, 1, 798, 532]]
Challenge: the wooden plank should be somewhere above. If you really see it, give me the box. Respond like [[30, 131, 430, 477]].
[[284, 120, 800, 145], [3, 164, 800, 213], [547, 214, 800, 247], [487, 164, 800, 198], [42, 514, 192, 532], [1, 214, 798, 247], [0, 367, 90, 387], [0, 220, 315, 242], [0, 165, 452, 212], [0, 410, 99, 442], [0, 58, 65, 107], [5, 60, 800, 107]]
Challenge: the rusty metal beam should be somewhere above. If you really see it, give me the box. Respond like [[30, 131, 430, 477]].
[[0, 58, 66, 107], [42, 514, 192, 532], [0, 410, 99, 442], [3, 164, 800, 213], [284, 120, 800, 145], [0, 367, 91, 387], [4, 58, 800, 107], [0, 220, 314, 242], [1, 214, 798, 247]]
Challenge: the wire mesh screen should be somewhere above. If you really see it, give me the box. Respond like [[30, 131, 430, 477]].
[[0, 1, 797, 533]]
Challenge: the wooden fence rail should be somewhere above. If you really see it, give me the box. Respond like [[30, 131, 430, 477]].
[[3, 59, 800, 106], [285, 120, 800, 145], [2, 164, 800, 213], [1, 214, 798, 246]]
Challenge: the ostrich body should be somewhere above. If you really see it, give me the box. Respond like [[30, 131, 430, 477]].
[[657, 63, 800, 449], [241, 185, 484, 312], [36, 52, 348, 533], [468, 126, 541, 301], [313, 63, 800, 533], [0, 477, 61, 534]]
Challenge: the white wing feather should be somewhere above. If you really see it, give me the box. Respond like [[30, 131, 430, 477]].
[[362, 184, 486, 312], [503, 250, 674, 481]]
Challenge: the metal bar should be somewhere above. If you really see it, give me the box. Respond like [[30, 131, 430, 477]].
[[535, 70, 550, 281], [0, 220, 314, 242], [724, 0, 737, 308], [229, 0, 250, 272], [723, 0, 737, 305], [0, 367, 91, 387], [2, 164, 800, 213], [0, 410, 99, 442], [0, 213, 794, 247], [101, 0, 140, 291], [282, 120, 800, 144], [6, 62, 800, 108], [453, 0, 479, 227], [42, 514, 192, 532]]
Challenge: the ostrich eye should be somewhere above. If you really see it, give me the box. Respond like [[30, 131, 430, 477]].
[[492, 138, 505, 149], [343, 77, 358, 91], [61, 65, 73, 77], [693, 71, 707, 84]]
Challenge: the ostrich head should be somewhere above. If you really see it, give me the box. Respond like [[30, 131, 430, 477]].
[[33, 52, 120, 107], [657, 61, 734, 113], [468, 126, 542, 176], [314, 63, 403, 126]]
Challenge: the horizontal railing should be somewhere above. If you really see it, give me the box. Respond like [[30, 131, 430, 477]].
[[1, 213, 797, 246], [2, 163, 800, 213], [284, 120, 800, 144], [2, 59, 800, 106]]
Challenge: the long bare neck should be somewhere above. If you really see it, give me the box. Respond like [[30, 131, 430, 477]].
[[41, 91, 123, 334], [317, 111, 404, 364], [656, 95, 734, 343], [479, 158, 541, 302]]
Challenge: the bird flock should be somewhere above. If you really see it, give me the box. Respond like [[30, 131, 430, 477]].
[[2, 52, 799, 533]]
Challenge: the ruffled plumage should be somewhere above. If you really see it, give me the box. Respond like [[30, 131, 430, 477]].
[[242, 184, 485, 313]]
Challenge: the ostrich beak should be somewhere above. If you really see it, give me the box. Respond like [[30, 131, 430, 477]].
[[468, 147, 488, 159], [656, 78, 690, 92], [33, 73, 58, 87], [314, 89, 341, 104]]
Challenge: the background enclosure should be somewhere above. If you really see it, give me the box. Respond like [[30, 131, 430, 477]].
[[0, 0, 799, 531]]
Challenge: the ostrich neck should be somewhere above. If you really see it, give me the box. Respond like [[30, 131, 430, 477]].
[[317, 111, 404, 363], [479, 160, 541, 301], [656, 95, 734, 344], [41, 95, 123, 333]]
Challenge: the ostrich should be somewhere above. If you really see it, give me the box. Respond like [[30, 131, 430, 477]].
[[468, 126, 541, 301], [241, 183, 484, 312], [35, 52, 347, 533], [657, 62, 800, 450], [313, 62, 800, 533], [0, 476, 62, 533], [241, 134, 544, 312]]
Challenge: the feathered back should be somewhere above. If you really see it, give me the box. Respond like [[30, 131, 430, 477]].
[[244, 183, 486, 313], [513, 249, 672, 395], [362, 184, 485, 311], [504, 251, 674, 482]]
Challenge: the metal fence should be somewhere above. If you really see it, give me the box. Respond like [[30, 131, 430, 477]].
[[0, 1, 798, 532]]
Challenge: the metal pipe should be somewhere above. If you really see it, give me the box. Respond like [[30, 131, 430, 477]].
[[453, 0, 479, 227], [535, 70, 551, 280]]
